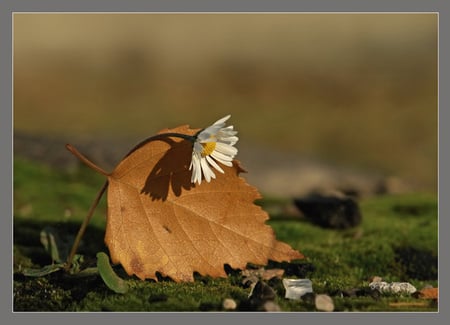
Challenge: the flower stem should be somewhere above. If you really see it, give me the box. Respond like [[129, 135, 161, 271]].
[[156, 132, 195, 141], [123, 132, 195, 159], [64, 180, 108, 272]]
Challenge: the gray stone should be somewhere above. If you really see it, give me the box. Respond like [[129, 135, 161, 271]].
[[282, 278, 313, 300]]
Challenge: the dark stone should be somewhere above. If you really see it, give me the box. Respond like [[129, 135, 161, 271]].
[[301, 292, 316, 305], [294, 193, 362, 229], [248, 281, 276, 307]]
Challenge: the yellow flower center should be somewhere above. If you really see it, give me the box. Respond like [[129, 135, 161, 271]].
[[201, 142, 216, 157]]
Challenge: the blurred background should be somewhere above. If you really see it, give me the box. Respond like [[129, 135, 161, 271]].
[[13, 13, 437, 197]]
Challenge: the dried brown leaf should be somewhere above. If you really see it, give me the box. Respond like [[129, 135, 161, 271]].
[[105, 124, 304, 282]]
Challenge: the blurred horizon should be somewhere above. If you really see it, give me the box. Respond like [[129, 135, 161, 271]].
[[13, 13, 438, 192]]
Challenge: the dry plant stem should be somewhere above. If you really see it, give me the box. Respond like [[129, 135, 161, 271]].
[[65, 180, 108, 271], [65, 143, 109, 176], [64, 143, 111, 271]]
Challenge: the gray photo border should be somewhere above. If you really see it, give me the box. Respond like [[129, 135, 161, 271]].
[[2, 0, 447, 324]]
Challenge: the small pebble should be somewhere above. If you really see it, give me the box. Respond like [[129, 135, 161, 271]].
[[263, 301, 281, 312], [369, 281, 416, 294], [370, 276, 383, 283], [222, 298, 237, 311], [282, 278, 313, 300], [315, 294, 334, 312]]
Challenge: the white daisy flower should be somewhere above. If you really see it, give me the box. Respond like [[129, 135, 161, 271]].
[[189, 115, 239, 185]]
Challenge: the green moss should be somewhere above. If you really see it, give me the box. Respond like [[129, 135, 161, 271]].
[[72, 277, 250, 312], [13, 158, 438, 311], [13, 276, 73, 311]]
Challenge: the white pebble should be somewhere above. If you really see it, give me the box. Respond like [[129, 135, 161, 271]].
[[222, 298, 237, 310], [369, 281, 417, 294], [282, 278, 313, 300], [315, 294, 334, 312]]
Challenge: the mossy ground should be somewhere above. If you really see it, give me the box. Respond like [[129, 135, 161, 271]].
[[13, 157, 438, 312]]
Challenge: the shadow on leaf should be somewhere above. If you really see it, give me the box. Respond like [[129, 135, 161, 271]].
[[140, 138, 195, 201]]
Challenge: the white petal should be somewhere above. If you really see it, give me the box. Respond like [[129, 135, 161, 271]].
[[211, 149, 233, 161], [190, 153, 202, 184], [219, 126, 237, 136], [219, 136, 238, 144], [215, 142, 238, 157], [200, 157, 216, 182], [218, 130, 238, 140], [189, 152, 197, 171], [213, 115, 231, 126], [211, 151, 233, 166], [206, 155, 224, 174], [197, 115, 236, 143]]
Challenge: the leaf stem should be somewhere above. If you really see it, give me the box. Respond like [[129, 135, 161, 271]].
[[64, 180, 108, 272], [65, 144, 109, 176]]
